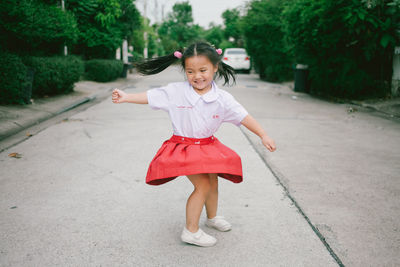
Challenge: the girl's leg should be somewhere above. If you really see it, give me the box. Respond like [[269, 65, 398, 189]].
[[205, 173, 218, 219], [186, 173, 211, 233], [204, 174, 232, 232]]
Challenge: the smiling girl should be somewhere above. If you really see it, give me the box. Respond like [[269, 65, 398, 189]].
[[112, 41, 276, 247]]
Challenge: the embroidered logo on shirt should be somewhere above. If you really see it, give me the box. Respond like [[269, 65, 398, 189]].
[[212, 115, 220, 119]]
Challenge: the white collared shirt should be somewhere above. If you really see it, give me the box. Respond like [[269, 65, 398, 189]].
[[147, 81, 248, 138]]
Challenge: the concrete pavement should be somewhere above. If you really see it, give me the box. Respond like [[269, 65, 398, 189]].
[[1, 67, 399, 266], [0, 68, 338, 266], [230, 75, 400, 266], [0, 77, 136, 144]]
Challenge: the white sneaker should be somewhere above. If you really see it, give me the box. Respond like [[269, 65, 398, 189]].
[[181, 227, 217, 247], [205, 216, 232, 232]]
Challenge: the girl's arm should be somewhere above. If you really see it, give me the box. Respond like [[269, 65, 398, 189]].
[[241, 115, 276, 152], [112, 89, 148, 104]]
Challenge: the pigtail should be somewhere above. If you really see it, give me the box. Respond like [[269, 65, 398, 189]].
[[135, 42, 237, 86], [217, 62, 236, 86], [134, 52, 181, 75]]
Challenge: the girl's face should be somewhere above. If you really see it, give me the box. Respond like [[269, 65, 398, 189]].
[[184, 55, 218, 95]]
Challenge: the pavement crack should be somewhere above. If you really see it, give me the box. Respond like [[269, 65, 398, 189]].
[[240, 127, 345, 267], [83, 128, 92, 139], [12, 121, 23, 128]]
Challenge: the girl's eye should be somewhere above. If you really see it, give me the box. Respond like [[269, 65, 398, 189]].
[[201, 70, 206, 72]]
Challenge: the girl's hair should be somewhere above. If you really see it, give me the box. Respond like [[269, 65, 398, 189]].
[[134, 41, 236, 85]]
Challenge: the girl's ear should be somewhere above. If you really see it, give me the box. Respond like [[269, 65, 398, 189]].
[[214, 64, 219, 73]]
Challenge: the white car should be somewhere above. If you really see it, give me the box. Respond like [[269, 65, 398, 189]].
[[222, 48, 251, 73]]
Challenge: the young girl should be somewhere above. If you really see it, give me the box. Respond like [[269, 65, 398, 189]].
[[112, 41, 276, 247]]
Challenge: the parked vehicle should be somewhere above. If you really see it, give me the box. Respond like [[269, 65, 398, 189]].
[[222, 48, 251, 73]]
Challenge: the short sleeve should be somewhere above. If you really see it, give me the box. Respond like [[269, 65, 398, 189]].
[[147, 87, 169, 111], [222, 93, 248, 126]]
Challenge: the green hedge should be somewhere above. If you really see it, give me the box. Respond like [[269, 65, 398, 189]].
[[242, 0, 293, 82], [85, 59, 124, 82], [0, 52, 31, 105], [241, 0, 398, 99], [282, 0, 399, 99], [0, 0, 78, 56], [23, 56, 84, 97]]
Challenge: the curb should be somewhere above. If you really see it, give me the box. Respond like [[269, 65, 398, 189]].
[[0, 96, 91, 141], [0, 87, 115, 142], [349, 100, 400, 119]]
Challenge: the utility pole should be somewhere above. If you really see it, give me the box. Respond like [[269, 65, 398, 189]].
[[143, 0, 148, 58], [161, 0, 171, 21], [61, 0, 68, 55], [154, 0, 159, 23]]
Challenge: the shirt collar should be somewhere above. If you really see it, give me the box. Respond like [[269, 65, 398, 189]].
[[185, 81, 219, 106]]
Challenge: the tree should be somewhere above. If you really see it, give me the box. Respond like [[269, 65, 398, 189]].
[[283, 0, 399, 98], [222, 9, 243, 47], [66, 0, 142, 59], [119, 0, 143, 42], [242, 0, 292, 81], [158, 2, 202, 52], [0, 0, 78, 56], [204, 24, 224, 48]]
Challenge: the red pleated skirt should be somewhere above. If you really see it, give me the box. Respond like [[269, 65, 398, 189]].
[[146, 135, 243, 185]]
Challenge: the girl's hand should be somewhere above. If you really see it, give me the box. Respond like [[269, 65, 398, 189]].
[[112, 88, 127, 104], [261, 135, 276, 152]]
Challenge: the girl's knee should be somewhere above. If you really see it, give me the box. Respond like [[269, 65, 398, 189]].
[[195, 180, 211, 195], [188, 174, 211, 195]]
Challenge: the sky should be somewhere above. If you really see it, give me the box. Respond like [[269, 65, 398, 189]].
[[136, 0, 249, 28]]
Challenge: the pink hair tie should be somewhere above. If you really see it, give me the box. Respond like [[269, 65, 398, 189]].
[[216, 48, 222, 55], [174, 51, 182, 59]]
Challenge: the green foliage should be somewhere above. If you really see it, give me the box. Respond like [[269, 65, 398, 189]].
[[222, 9, 244, 47], [219, 40, 236, 50], [67, 0, 142, 59], [85, 59, 123, 82], [119, 0, 143, 44], [23, 56, 84, 97], [131, 51, 144, 62], [130, 19, 146, 55], [170, 1, 194, 24], [0, 0, 78, 56], [242, 0, 293, 82], [0, 52, 30, 105], [158, 2, 202, 52], [204, 25, 224, 48], [95, 0, 122, 27], [144, 23, 164, 58], [283, 0, 399, 99]]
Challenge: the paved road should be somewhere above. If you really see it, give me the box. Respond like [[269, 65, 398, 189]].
[[0, 68, 337, 266], [230, 74, 400, 267]]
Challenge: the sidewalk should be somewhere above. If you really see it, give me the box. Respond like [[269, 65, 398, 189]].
[[283, 82, 400, 119], [350, 97, 400, 118], [0, 75, 136, 142]]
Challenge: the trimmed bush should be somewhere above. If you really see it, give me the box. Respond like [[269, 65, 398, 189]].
[[0, 0, 79, 56], [85, 59, 124, 82], [0, 52, 31, 105], [23, 56, 84, 97], [242, 0, 293, 82], [282, 0, 398, 99]]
